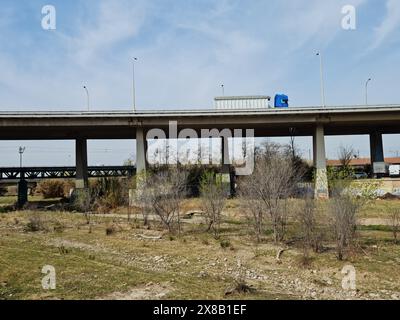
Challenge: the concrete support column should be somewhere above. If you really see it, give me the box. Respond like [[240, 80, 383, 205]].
[[313, 124, 329, 199], [221, 136, 235, 196], [136, 127, 147, 173], [75, 138, 88, 189], [17, 179, 28, 208], [369, 131, 384, 177], [221, 136, 230, 173], [369, 131, 384, 164], [133, 127, 148, 201]]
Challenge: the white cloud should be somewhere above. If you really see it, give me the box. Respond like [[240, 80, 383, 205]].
[[278, 0, 365, 52], [1, 0, 400, 166], [0, 0, 393, 111], [369, 0, 400, 50], [63, 0, 148, 65]]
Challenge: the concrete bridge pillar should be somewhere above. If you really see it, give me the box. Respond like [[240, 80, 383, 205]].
[[133, 127, 148, 200], [221, 136, 230, 173], [369, 131, 384, 177], [221, 136, 235, 196], [369, 131, 384, 163], [313, 124, 329, 199], [75, 138, 88, 189], [136, 127, 147, 174]]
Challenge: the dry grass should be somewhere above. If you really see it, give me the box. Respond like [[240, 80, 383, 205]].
[[0, 198, 400, 300]]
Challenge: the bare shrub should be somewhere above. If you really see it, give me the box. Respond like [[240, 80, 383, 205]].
[[69, 178, 130, 232], [329, 174, 378, 260], [58, 244, 70, 255], [220, 239, 231, 249], [24, 215, 46, 232], [106, 225, 117, 236], [134, 172, 152, 227], [0, 185, 7, 196], [70, 189, 92, 232], [91, 178, 129, 213], [138, 167, 188, 234], [390, 208, 400, 243], [52, 220, 65, 233], [242, 196, 265, 242], [186, 165, 220, 197], [199, 171, 227, 239], [72, 189, 91, 212], [225, 260, 255, 296], [225, 280, 254, 296], [36, 180, 68, 198], [297, 196, 323, 264], [238, 143, 303, 243], [329, 190, 359, 261]]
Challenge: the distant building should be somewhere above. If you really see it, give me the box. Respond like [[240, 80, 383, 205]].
[[327, 157, 400, 168]]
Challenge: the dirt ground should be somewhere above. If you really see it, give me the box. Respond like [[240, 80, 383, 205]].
[[1, 198, 400, 300]]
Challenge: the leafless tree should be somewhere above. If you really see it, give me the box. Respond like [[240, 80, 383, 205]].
[[297, 195, 322, 261], [328, 164, 377, 260], [390, 207, 400, 243], [288, 127, 298, 163], [242, 196, 265, 242], [329, 189, 359, 260], [144, 167, 188, 235], [71, 189, 92, 232], [238, 142, 303, 243], [134, 172, 153, 227], [199, 171, 227, 239], [338, 145, 356, 168]]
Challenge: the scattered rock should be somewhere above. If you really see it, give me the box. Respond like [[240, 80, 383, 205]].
[[100, 283, 171, 300], [224, 282, 255, 296], [322, 276, 333, 286], [198, 271, 207, 278]]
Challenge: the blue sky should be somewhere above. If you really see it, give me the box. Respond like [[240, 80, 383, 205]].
[[0, 0, 400, 166]]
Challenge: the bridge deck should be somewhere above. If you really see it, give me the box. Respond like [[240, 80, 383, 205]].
[[1, 104, 400, 116], [1, 105, 400, 139]]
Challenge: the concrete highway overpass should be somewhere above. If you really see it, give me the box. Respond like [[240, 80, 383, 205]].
[[1, 104, 400, 198]]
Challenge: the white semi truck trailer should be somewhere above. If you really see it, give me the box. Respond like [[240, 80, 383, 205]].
[[214, 94, 288, 109], [214, 95, 271, 109]]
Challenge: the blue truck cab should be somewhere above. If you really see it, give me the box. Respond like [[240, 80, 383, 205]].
[[274, 94, 289, 108]]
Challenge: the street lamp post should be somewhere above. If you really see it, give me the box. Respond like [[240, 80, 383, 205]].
[[19, 146, 25, 168], [132, 57, 138, 112], [316, 52, 326, 108], [17, 146, 27, 207], [83, 86, 89, 111], [221, 84, 225, 96], [365, 78, 372, 105]]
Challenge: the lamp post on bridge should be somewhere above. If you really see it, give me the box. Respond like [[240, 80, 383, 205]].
[[316, 52, 326, 108], [83, 86, 90, 111], [132, 57, 138, 112], [365, 78, 372, 105]]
